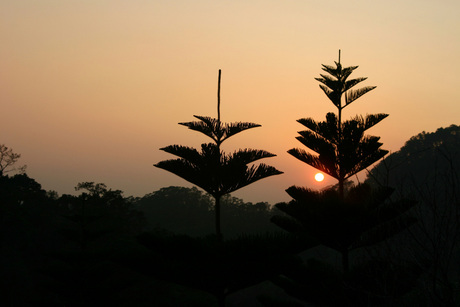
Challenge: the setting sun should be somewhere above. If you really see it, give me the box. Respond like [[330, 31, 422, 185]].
[[315, 173, 325, 182]]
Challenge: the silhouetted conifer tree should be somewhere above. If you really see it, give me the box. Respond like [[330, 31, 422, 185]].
[[272, 51, 416, 273], [288, 51, 387, 198], [265, 52, 420, 306], [155, 70, 283, 241]]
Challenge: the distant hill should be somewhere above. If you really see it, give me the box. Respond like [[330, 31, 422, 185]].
[[366, 124, 460, 202]]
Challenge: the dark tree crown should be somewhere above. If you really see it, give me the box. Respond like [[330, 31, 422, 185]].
[[289, 112, 389, 180], [155, 143, 282, 198], [272, 184, 416, 252], [179, 115, 261, 145], [315, 62, 376, 110], [289, 55, 387, 184]]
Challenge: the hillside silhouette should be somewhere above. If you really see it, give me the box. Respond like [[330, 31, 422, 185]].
[[365, 124, 460, 306], [366, 124, 459, 205]]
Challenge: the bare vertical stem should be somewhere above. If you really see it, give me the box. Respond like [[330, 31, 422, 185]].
[[217, 69, 221, 122]]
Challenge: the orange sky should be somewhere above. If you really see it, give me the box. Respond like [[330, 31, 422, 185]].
[[1, 1, 459, 204]]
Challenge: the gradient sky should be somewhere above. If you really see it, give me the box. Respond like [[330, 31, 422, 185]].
[[1, 0, 459, 204]]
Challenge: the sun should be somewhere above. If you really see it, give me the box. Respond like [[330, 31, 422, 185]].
[[314, 173, 325, 182]]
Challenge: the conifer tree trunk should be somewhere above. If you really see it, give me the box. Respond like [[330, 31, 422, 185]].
[[215, 195, 222, 242], [217, 290, 226, 307], [342, 249, 349, 274], [338, 106, 345, 200], [337, 51, 345, 200]]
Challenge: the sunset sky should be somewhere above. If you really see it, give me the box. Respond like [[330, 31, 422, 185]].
[[1, 1, 459, 204]]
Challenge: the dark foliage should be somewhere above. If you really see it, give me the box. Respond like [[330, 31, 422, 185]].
[[273, 184, 416, 254], [0, 175, 164, 306], [135, 231, 315, 306], [267, 53, 421, 306], [157, 142, 281, 198], [0, 174, 60, 304], [135, 186, 214, 235], [155, 70, 282, 241], [278, 53, 397, 270], [289, 113, 388, 184], [366, 125, 460, 305], [56, 182, 146, 250], [366, 124, 460, 199], [0, 144, 26, 176], [288, 55, 386, 197], [135, 186, 282, 238], [268, 258, 422, 307]]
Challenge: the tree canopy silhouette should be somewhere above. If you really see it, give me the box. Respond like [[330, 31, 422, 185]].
[[287, 51, 388, 197], [272, 51, 416, 274], [155, 70, 283, 241]]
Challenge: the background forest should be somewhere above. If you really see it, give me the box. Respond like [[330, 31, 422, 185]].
[[1, 124, 459, 306]]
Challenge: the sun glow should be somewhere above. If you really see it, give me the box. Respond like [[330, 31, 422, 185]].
[[315, 173, 325, 182]]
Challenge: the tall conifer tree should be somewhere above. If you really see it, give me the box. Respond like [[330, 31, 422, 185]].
[[155, 70, 283, 241], [288, 50, 388, 198], [272, 52, 416, 273]]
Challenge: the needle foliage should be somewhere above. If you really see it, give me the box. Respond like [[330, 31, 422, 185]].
[[155, 70, 282, 241]]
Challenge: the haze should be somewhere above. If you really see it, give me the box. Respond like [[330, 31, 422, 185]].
[[1, 0, 459, 204]]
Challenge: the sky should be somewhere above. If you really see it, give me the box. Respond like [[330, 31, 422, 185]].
[[1, 0, 459, 204]]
